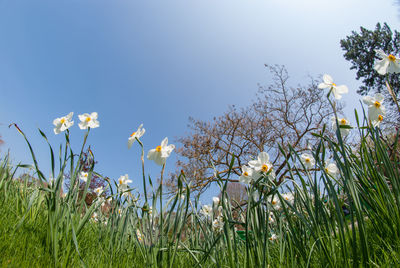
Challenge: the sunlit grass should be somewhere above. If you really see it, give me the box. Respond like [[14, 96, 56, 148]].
[[2, 73, 400, 267]]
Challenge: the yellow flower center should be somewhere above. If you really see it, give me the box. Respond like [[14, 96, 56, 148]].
[[378, 115, 383, 121], [130, 131, 136, 137], [84, 173, 88, 177], [119, 179, 123, 185], [272, 200, 277, 205], [60, 118, 65, 124], [389, 54, 396, 62], [243, 171, 249, 177], [374, 101, 381, 108], [305, 158, 310, 163], [118, 209, 122, 214], [325, 167, 329, 173], [332, 83, 336, 87], [261, 164, 269, 172], [156, 145, 162, 152], [340, 118, 347, 125]]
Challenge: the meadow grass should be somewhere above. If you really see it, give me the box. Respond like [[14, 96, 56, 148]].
[[2, 78, 400, 267]]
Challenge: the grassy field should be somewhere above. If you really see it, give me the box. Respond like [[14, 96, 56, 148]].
[[1, 122, 400, 267], [2, 79, 400, 267]]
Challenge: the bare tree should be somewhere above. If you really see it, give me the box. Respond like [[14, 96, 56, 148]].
[[167, 65, 342, 194]]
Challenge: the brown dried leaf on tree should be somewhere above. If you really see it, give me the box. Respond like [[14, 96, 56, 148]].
[[166, 65, 343, 195]]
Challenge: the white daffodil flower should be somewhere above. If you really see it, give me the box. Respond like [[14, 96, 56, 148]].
[[212, 197, 220, 205], [363, 93, 386, 123], [78, 112, 100, 129], [79, 171, 89, 182], [282, 192, 294, 205], [147, 137, 175, 166], [94, 186, 104, 196], [318, 74, 349, 100], [300, 153, 315, 169], [200, 204, 213, 219], [91, 212, 99, 223], [268, 212, 275, 224], [371, 114, 384, 128], [331, 117, 351, 136], [374, 49, 400, 75], [248, 152, 273, 174], [268, 195, 281, 210], [239, 166, 254, 184], [324, 161, 339, 178], [128, 124, 145, 149], [117, 174, 132, 190], [269, 234, 278, 242], [136, 229, 143, 242], [212, 216, 224, 232], [53, 112, 74, 134]]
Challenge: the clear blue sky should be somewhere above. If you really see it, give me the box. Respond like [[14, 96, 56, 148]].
[[0, 0, 399, 202]]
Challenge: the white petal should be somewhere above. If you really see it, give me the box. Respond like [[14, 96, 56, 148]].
[[332, 90, 342, 100], [258, 152, 269, 163], [363, 96, 375, 105], [375, 49, 387, 59], [89, 119, 100, 128], [154, 155, 166, 166], [368, 108, 380, 121], [53, 118, 61, 126], [79, 121, 88, 129], [147, 149, 157, 160], [90, 112, 98, 119], [161, 144, 175, 157], [335, 85, 348, 94], [323, 74, 333, 84], [78, 114, 88, 122], [374, 93, 384, 103], [161, 137, 169, 147], [128, 137, 134, 149], [54, 127, 61, 135], [66, 112, 74, 120], [374, 59, 389, 75], [248, 160, 259, 168], [318, 82, 329, 89]]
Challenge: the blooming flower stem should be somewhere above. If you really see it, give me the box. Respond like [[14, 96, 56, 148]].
[[385, 75, 400, 116], [70, 128, 91, 193], [137, 138, 148, 204], [159, 162, 166, 259]]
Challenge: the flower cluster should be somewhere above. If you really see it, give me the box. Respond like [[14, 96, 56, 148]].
[[200, 196, 224, 232], [53, 112, 99, 134]]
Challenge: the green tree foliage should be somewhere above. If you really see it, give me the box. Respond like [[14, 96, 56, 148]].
[[340, 22, 400, 96]]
